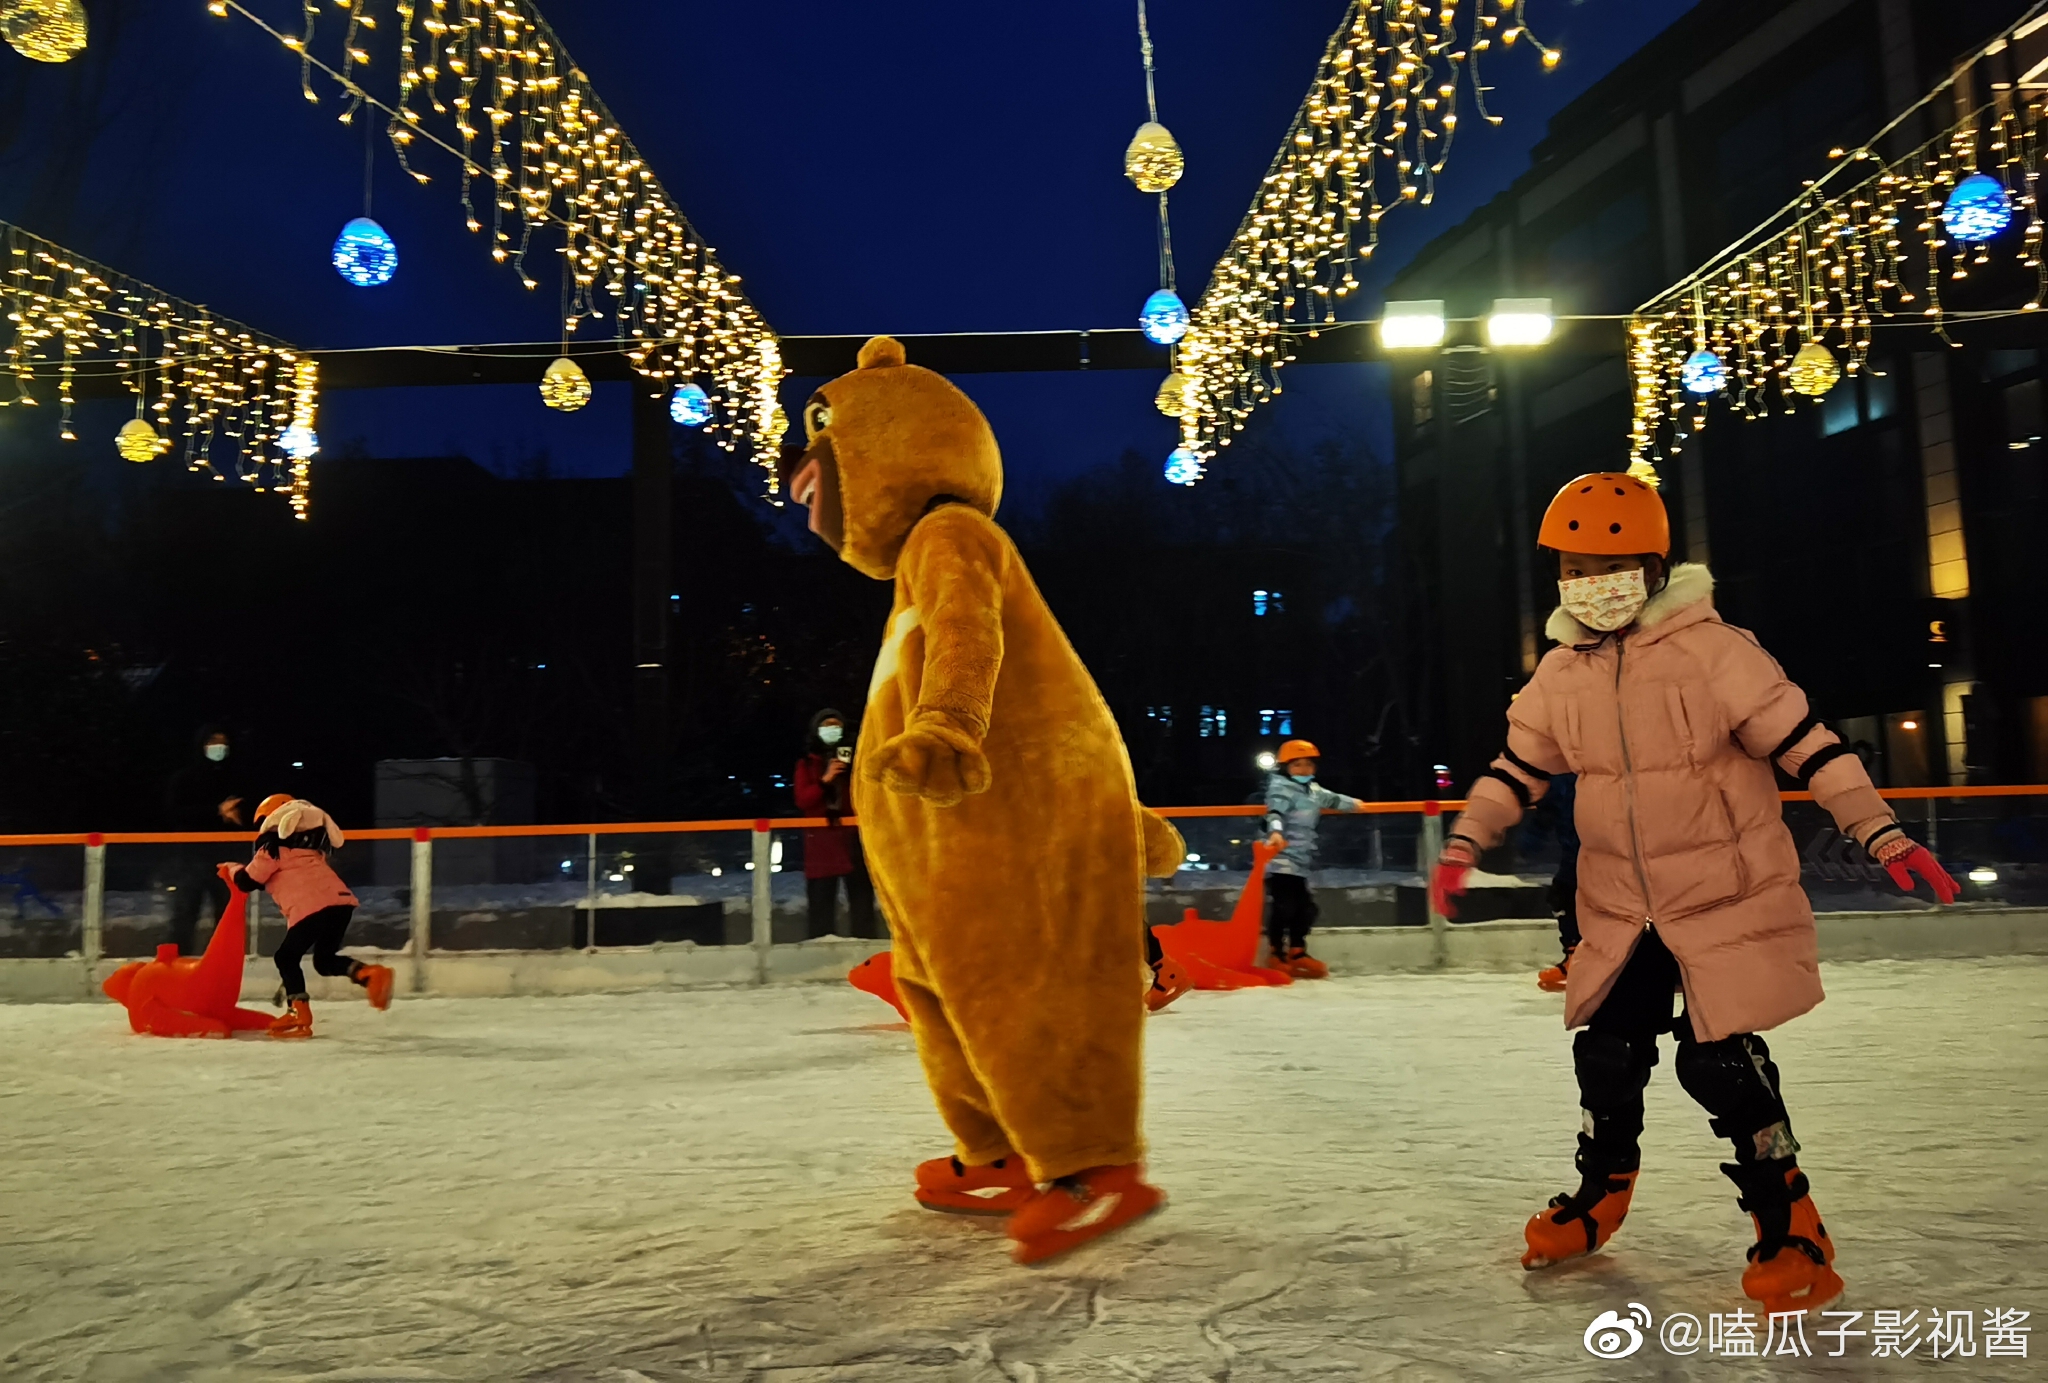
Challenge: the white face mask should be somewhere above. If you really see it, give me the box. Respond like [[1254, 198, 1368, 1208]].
[[817, 724, 843, 745], [204, 743, 228, 763], [1559, 568, 1649, 633]]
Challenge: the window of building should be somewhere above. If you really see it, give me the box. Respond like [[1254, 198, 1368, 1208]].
[[1252, 589, 1286, 616], [1540, 189, 1652, 311], [1145, 705, 1173, 728], [1258, 709, 1294, 737], [1199, 706, 1228, 737], [1816, 366, 1902, 438], [2004, 378, 2042, 449], [1412, 369, 1435, 429]]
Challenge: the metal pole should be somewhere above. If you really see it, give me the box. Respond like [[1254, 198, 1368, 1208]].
[[1421, 804, 1448, 967], [751, 821, 773, 984], [410, 829, 433, 994], [82, 835, 105, 973], [584, 830, 598, 952]]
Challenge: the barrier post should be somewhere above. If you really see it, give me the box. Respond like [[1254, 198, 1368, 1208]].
[[751, 820, 773, 984], [409, 828, 433, 994], [584, 831, 599, 952], [82, 834, 105, 974], [1420, 803, 1447, 966]]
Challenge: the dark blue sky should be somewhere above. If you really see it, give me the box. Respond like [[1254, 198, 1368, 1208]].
[[0, 0, 1694, 512]]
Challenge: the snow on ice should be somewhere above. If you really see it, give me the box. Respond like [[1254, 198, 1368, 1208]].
[[1, 958, 2043, 1381]]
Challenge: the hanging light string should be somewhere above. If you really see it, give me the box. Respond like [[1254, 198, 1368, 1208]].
[[1626, 5, 2048, 474], [1171, 0, 1557, 475], [0, 218, 312, 506], [211, 0, 788, 479], [1137, 0, 1176, 295]]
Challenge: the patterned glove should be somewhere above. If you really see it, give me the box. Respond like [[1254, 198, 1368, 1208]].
[[1431, 835, 1480, 918], [1873, 834, 1959, 904]]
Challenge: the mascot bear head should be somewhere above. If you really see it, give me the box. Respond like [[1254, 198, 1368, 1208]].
[[782, 335, 1002, 580]]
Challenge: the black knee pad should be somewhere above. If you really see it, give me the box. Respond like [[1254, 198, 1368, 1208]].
[[1573, 1029, 1657, 1112], [1676, 1032, 1796, 1159]]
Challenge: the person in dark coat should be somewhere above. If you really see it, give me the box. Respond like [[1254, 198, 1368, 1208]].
[[162, 725, 249, 954], [792, 708, 879, 938]]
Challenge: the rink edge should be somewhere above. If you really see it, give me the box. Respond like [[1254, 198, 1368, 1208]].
[[3, 908, 2041, 1003]]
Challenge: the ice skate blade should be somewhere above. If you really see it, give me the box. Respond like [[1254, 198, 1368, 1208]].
[[1753, 1266, 1845, 1316], [916, 1189, 1032, 1217]]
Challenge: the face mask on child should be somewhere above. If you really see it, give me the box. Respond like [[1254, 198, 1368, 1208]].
[[1558, 568, 1649, 633], [204, 743, 228, 763], [1288, 767, 1315, 781], [817, 724, 844, 745]]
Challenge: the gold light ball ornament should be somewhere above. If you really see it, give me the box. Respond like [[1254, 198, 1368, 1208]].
[[540, 355, 592, 412], [2, 0, 87, 63], [1154, 371, 1190, 416], [115, 417, 161, 463], [1125, 121, 1185, 194], [1786, 341, 1841, 398]]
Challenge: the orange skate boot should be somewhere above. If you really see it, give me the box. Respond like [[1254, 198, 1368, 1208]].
[[1726, 1160, 1843, 1313], [914, 1155, 1036, 1216], [1537, 945, 1575, 993], [1277, 946, 1329, 979], [1146, 956, 1192, 1012], [353, 962, 396, 1011], [1007, 1164, 1164, 1264], [268, 999, 314, 1040], [1521, 1167, 1640, 1269]]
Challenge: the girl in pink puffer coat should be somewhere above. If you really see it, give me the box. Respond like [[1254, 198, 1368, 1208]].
[[1432, 472, 1956, 1316]]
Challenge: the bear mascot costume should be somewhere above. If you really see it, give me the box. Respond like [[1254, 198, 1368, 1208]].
[[785, 335, 1186, 1264]]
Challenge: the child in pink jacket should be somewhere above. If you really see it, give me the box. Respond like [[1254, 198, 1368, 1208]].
[[1431, 472, 1955, 1315], [230, 796, 392, 1038]]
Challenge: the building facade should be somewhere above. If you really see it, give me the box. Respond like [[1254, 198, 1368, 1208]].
[[1388, 0, 2048, 787]]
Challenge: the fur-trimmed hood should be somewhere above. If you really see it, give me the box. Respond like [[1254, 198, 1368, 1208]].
[[1545, 561, 1715, 647]]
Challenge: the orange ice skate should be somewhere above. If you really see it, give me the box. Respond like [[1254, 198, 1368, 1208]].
[[914, 1154, 1036, 1216], [1521, 1169, 1640, 1269], [1007, 1164, 1164, 1264], [1274, 946, 1329, 980], [1537, 945, 1575, 993], [1146, 956, 1192, 1012], [355, 962, 395, 1011], [268, 999, 314, 1040], [1728, 1162, 1843, 1314]]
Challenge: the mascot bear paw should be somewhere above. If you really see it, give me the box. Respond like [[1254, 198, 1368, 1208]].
[[867, 715, 991, 806]]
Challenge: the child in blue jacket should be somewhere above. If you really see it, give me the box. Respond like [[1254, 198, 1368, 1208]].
[[1262, 739, 1366, 977]]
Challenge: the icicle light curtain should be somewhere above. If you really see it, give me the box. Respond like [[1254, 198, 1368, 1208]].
[[0, 219, 315, 514], [1171, 0, 1555, 476], [1626, 4, 2048, 475], [214, 0, 789, 480]]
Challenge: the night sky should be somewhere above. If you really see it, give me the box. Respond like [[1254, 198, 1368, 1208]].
[[1, 0, 1696, 514]]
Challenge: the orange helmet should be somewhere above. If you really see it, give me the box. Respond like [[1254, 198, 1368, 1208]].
[[1538, 472, 1669, 556], [1277, 739, 1320, 765], [253, 793, 293, 828]]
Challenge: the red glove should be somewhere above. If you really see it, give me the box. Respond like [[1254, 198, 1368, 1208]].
[[1883, 844, 1958, 904]]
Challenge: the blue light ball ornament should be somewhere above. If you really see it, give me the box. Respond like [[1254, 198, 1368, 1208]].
[[331, 217, 398, 287], [1681, 348, 1726, 395], [669, 381, 713, 427], [1941, 173, 2012, 244], [1139, 288, 1190, 345], [1163, 445, 1202, 485]]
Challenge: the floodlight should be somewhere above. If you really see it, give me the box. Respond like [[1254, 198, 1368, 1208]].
[[1379, 300, 1446, 349], [1485, 297, 1554, 347]]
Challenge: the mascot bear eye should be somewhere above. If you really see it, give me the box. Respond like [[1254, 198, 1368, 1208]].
[[804, 401, 833, 440]]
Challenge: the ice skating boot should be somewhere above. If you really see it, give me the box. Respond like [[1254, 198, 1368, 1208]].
[[353, 962, 396, 1011], [1537, 945, 1575, 993], [1146, 955, 1192, 1012], [1277, 946, 1329, 980], [1007, 1163, 1164, 1265], [914, 1154, 1036, 1215], [1522, 1167, 1640, 1269], [1725, 1159, 1843, 1314], [268, 999, 314, 1040]]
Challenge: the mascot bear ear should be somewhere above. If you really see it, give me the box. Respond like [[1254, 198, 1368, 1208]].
[[858, 335, 907, 370]]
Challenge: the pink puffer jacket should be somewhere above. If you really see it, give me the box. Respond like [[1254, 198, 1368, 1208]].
[[1451, 564, 1903, 1042]]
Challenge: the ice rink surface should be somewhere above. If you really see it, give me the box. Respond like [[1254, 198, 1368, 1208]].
[[2, 958, 2043, 1382]]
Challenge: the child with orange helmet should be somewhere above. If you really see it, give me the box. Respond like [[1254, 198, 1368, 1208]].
[[229, 796, 392, 1038], [1261, 739, 1367, 978], [1429, 472, 1955, 1314]]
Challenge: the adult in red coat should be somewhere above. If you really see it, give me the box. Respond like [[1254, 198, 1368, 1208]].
[[794, 708, 879, 938]]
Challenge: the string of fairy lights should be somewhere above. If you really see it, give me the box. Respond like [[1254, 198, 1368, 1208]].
[[213, 0, 788, 479], [1627, 10, 2048, 475], [1159, 0, 1556, 484], [0, 0, 87, 63], [0, 219, 316, 512]]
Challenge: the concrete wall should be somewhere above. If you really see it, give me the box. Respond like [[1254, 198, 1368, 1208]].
[[11, 908, 2042, 1007]]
